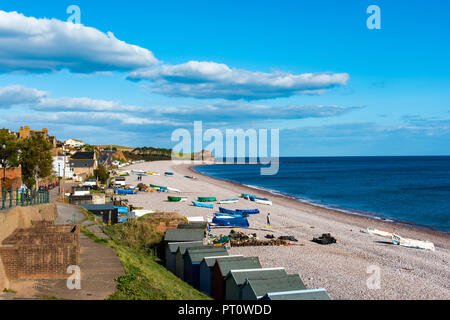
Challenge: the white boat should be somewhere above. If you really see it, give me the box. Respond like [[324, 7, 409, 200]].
[[391, 234, 435, 251], [132, 210, 155, 218], [254, 198, 272, 206], [218, 199, 240, 204], [367, 228, 394, 238], [167, 187, 181, 193]]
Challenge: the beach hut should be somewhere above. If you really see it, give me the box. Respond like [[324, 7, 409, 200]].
[[177, 222, 208, 230], [199, 255, 244, 296], [224, 267, 287, 300], [164, 229, 205, 243], [260, 288, 331, 300], [165, 241, 203, 274], [164, 229, 205, 264], [183, 247, 228, 289], [211, 257, 261, 300], [240, 275, 306, 300], [175, 244, 209, 279]]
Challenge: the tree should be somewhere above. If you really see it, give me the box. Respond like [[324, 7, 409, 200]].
[[0, 129, 20, 167], [94, 164, 109, 185], [19, 134, 53, 189]]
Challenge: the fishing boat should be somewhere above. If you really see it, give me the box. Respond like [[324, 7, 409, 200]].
[[218, 199, 239, 204], [254, 198, 272, 206], [211, 215, 249, 228], [165, 172, 174, 176], [392, 234, 435, 251], [219, 207, 246, 216], [184, 176, 197, 180], [167, 187, 181, 193], [236, 209, 260, 215], [367, 228, 394, 238], [150, 184, 168, 191], [215, 212, 246, 218], [168, 196, 187, 202], [192, 201, 214, 209], [197, 197, 217, 202]]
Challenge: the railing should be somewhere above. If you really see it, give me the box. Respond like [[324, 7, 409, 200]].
[[1, 188, 50, 211]]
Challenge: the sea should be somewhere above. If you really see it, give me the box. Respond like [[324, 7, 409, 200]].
[[193, 156, 450, 233]]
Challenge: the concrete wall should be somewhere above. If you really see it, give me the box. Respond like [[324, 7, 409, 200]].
[[0, 204, 58, 289]]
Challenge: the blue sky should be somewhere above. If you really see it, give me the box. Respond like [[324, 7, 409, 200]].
[[0, 0, 449, 156]]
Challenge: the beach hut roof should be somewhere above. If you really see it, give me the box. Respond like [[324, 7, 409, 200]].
[[167, 241, 204, 254], [187, 248, 229, 263], [164, 229, 204, 242], [202, 255, 244, 268], [216, 257, 261, 278], [225, 267, 287, 285], [177, 222, 208, 230], [262, 288, 331, 300], [244, 275, 306, 299]]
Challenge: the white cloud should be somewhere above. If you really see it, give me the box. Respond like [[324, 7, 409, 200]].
[[0, 10, 159, 74], [35, 97, 144, 112], [0, 85, 47, 108], [128, 61, 350, 100]]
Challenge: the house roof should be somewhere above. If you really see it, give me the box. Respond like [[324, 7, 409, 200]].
[[69, 159, 95, 168], [202, 255, 244, 268], [226, 267, 287, 285], [216, 257, 261, 278], [186, 247, 228, 263], [262, 288, 331, 300], [70, 152, 95, 160], [244, 275, 306, 299], [168, 241, 204, 254], [164, 229, 204, 242]]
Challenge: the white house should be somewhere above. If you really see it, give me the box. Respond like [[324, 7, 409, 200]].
[[64, 139, 85, 148], [52, 154, 74, 179]]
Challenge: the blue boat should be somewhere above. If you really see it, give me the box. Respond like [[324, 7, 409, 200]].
[[192, 201, 214, 209], [219, 207, 246, 216], [165, 172, 174, 176], [115, 207, 129, 214], [212, 216, 249, 228], [115, 189, 137, 195], [215, 212, 246, 218], [236, 209, 260, 215]]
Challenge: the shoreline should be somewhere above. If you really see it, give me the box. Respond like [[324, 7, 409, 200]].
[[120, 160, 450, 299], [187, 163, 450, 247]]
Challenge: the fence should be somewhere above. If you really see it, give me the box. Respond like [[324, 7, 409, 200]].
[[1, 188, 50, 211]]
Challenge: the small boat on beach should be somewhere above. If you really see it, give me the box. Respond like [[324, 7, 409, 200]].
[[218, 199, 240, 204], [241, 194, 256, 200], [168, 196, 187, 202], [391, 234, 435, 251], [197, 197, 217, 202], [165, 172, 174, 176], [367, 228, 394, 238], [236, 209, 260, 215], [192, 201, 214, 209], [215, 212, 246, 218], [211, 215, 249, 228], [184, 176, 197, 180], [167, 187, 181, 193], [254, 198, 272, 206], [219, 207, 247, 216]]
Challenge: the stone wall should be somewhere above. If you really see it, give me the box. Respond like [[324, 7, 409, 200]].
[[0, 204, 58, 289], [0, 221, 80, 280]]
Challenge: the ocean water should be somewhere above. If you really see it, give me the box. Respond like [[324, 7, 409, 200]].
[[193, 156, 450, 233]]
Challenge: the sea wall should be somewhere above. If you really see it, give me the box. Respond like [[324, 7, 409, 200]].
[[0, 204, 58, 289]]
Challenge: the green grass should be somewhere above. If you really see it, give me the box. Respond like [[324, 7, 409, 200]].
[[79, 211, 210, 300]]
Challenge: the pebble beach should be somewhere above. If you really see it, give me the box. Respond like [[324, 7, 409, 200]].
[[119, 160, 450, 300]]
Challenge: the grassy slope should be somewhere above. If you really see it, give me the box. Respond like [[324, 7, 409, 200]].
[[80, 211, 210, 300]]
